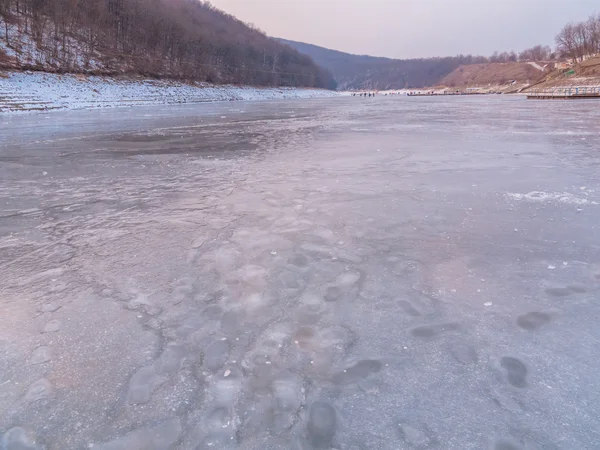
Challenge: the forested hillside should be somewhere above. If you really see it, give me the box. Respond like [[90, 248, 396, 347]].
[[277, 39, 489, 90], [0, 0, 336, 89], [279, 13, 600, 90]]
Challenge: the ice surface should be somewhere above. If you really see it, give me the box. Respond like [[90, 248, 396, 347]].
[[1, 96, 600, 449]]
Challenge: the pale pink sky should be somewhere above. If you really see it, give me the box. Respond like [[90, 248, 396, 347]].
[[210, 0, 598, 58]]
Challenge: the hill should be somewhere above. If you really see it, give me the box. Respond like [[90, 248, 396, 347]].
[[276, 38, 488, 90], [439, 62, 547, 89], [526, 56, 600, 90], [0, 0, 336, 89]]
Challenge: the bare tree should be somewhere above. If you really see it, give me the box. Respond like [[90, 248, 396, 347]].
[[573, 22, 590, 60], [518, 45, 551, 62], [556, 23, 578, 61], [556, 14, 600, 62], [586, 13, 600, 55]]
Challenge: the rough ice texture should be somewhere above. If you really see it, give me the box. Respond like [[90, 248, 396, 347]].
[[2, 96, 600, 450], [506, 191, 598, 206], [0, 71, 339, 114]]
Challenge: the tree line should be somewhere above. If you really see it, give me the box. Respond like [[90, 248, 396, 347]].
[[488, 14, 600, 64], [281, 10, 600, 92], [487, 45, 554, 63], [1, 2, 598, 90], [0, 0, 337, 89], [278, 38, 495, 90], [556, 13, 600, 62]]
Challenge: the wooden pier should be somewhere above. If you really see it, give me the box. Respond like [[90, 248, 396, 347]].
[[527, 86, 600, 100]]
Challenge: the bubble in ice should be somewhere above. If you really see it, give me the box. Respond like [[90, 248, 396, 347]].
[[272, 374, 304, 430], [332, 360, 382, 385], [25, 378, 53, 402], [239, 292, 272, 312], [37, 302, 61, 313], [319, 325, 356, 351], [239, 265, 268, 287], [334, 271, 361, 287], [410, 322, 460, 338], [191, 237, 205, 249], [126, 365, 166, 405], [296, 293, 328, 320], [568, 284, 587, 293], [293, 326, 316, 349], [545, 287, 572, 298], [157, 343, 188, 375], [397, 299, 421, 317], [42, 319, 61, 333], [204, 340, 230, 371], [517, 311, 551, 331], [396, 423, 430, 446], [197, 433, 235, 449], [220, 311, 239, 335], [307, 402, 336, 448], [46, 243, 76, 264], [31, 346, 52, 364], [500, 356, 528, 388], [279, 271, 304, 291], [240, 396, 276, 439], [324, 286, 344, 302], [2, 427, 42, 450], [493, 440, 522, 450], [202, 305, 223, 320], [210, 368, 242, 407], [92, 418, 182, 450], [448, 342, 478, 365], [273, 372, 304, 412], [288, 253, 310, 269]]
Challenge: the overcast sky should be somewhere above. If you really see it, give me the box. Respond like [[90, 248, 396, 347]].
[[210, 0, 598, 58]]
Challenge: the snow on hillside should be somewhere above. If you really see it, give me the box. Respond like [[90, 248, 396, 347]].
[[0, 71, 340, 114]]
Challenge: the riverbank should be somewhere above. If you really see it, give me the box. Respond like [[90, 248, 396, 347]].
[[0, 71, 340, 114]]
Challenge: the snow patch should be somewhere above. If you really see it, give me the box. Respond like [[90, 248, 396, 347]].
[[506, 191, 597, 206], [0, 71, 340, 114]]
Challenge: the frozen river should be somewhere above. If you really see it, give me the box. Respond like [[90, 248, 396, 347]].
[[1, 96, 599, 449]]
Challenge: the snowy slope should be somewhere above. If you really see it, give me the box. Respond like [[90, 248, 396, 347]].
[[0, 71, 340, 114]]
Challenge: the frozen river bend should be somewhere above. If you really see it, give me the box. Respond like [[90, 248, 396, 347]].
[[1, 97, 599, 449]]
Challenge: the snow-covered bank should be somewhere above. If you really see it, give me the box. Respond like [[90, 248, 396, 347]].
[[0, 71, 340, 114]]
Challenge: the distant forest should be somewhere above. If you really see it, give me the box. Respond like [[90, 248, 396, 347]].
[[278, 38, 567, 90], [277, 39, 491, 90], [279, 13, 600, 90], [0, 0, 337, 89], [1, 0, 598, 91]]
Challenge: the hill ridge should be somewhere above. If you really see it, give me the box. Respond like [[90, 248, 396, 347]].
[[0, 0, 336, 89]]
